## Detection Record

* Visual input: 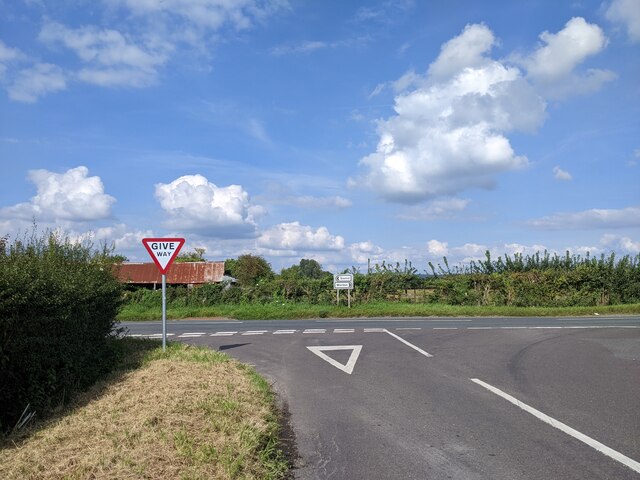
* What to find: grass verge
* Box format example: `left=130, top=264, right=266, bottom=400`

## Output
left=0, top=338, right=289, bottom=479
left=117, top=301, right=640, bottom=321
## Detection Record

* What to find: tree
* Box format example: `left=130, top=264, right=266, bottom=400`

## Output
left=232, top=254, right=274, bottom=286
left=175, top=247, right=206, bottom=263
left=298, top=259, right=326, bottom=279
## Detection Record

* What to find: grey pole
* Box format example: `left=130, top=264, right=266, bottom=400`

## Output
left=162, top=273, right=167, bottom=351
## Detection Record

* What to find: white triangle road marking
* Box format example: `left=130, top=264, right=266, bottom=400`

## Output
left=306, top=345, right=362, bottom=375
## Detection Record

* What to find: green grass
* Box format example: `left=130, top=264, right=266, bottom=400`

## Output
left=117, top=301, right=640, bottom=321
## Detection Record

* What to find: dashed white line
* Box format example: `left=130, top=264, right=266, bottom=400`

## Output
left=304, top=329, right=327, bottom=334
left=396, top=327, right=421, bottom=330
left=468, top=327, right=492, bottom=330
left=273, top=330, right=297, bottom=335
left=210, top=331, right=237, bottom=336
left=364, top=328, right=385, bottom=333
left=434, top=327, right=458, bottom=330
left=334, top=328, right=355, bottom=333
left=471, top=378, right=640, bottom=474
left=242, top=330, right=268, bottom=336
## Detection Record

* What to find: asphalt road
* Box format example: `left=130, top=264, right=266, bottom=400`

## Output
left=122, top=316, right=640, bottom=479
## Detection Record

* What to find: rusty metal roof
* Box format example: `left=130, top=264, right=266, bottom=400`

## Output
left=113, top=261, right=225, bottom=285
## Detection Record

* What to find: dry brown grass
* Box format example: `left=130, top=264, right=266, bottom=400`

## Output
left=0, top=342, right=286, bottom=479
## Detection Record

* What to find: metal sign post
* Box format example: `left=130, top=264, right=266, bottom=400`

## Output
left=142, top=238, right=185, bottom=351
left=162, top=273, right=167, bottom=350
left=334, top=274, right=354, bottom=308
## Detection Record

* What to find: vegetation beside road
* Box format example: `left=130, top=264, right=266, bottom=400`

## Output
left=118, top=301, right=640, bottom=321
left=119, top=251, right=640, bottom=320
left=0, top=339, right=289, bottom=479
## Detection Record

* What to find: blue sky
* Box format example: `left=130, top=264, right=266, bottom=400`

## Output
left=1, top=0, right=639, bottom=272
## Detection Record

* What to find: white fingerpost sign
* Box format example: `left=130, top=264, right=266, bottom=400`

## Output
left=334, top=273, right=354, bottom=308
left=142, top=238, right=185, bottom=350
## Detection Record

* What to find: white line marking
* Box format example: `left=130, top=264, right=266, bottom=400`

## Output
left=242, top=330, right=268, bottom=335
left=471, top=378, right=640, bottom=474
left=179, top=334, right=205, bottom=337
left=364, top=328, right=385, bottom=332
left=128, top=334, right=143, bottom=337
left=396, top=327, right=421, bottom=330
left=334, top=328, right=355, bottom=333
left=384, top=329, right=433, bottom=358
left=273, top=330, right=297, bottom=334
left=307, top=345, right=362, bottom=374
left=468, top=327, right=492, bottom=330
left=303, top=329, right=326, bottom=334
left=433, top=327, right=458, bottom=330
left=210, top=331, right=237, bottom=336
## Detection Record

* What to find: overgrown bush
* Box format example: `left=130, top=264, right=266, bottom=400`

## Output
left=0, top=230, right=122, bottom=434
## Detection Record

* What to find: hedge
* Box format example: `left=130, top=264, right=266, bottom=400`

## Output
left=0, top=232, right=122, bottom=433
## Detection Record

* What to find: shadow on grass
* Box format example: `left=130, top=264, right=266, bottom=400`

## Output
left=1, top=337, right=161, bottom=448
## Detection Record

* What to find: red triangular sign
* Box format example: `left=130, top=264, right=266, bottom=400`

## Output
left=142, top=238, right=185, bottom=274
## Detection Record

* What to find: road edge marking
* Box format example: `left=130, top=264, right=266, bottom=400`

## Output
left=384, top=329, right=433, bottom=358
left=470, top=378, right=640, bottom=474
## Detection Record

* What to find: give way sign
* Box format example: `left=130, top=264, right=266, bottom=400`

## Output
left=142, top=238, right=185, bottom=274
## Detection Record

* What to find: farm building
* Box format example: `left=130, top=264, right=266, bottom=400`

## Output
left=113, top=261, right=228, bottom=288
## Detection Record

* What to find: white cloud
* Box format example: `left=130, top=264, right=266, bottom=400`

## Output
left=270, top=40, right=328, bottom=56
left=8, top=63, right=67, bottom=103
left=0, top=166, right=115, bottom=222
left=427, top=239, right=449, bottom=257
left=520, top=17, right=614, bottom=98
left=270, top=36, right=370, bottom=56
left=524, top=17, right=607, bottom=80
left=428, top=23, right=496, bottom=80
left=398, top=198, right=469, bottom=220
left=40, top=22, right=169, bottom=87
left=106, top=0, right=287, bottom=32
left=606, top=0, right=640, bottom=42
left=528, top=206, right=640, bottom=229
left=348, top=241, right=384, bottom=264
left=287, top=195, right=352, bottom=209
left=0, top=40, right=23, bottom=63
left=601, top=234, right=640, bottom=252
left=155, top=174, right=261, bottom=238
left=355, top=23, right=540, bottom=203
left=553, top=166, right=572, bottom=181
left=257, top=222, right=345, bottom=253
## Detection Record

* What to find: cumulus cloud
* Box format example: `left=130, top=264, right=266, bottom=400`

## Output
left=606, top=0, right=640, bottom=42
left=355, top=19, right=614, bottom=204
left=523, top=17, right=607, bottom=80
left=355, top=23, right=539, bottom=203
left=519, top=17, right=614, bottom=98
left=155, top=174, right=262, bottom=238
left=8, top=63, right=67, bottom=103
left=427, top=239, right=449, bottom=256
left=553, top=166, right=572, bottom=181
left=348, top=241, right=384, bottom=264
left=0, top=166, right=115, bottom=222
left=257, top=222, right=345, bottom=253
left=528, top=206, right=640, bottom=229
